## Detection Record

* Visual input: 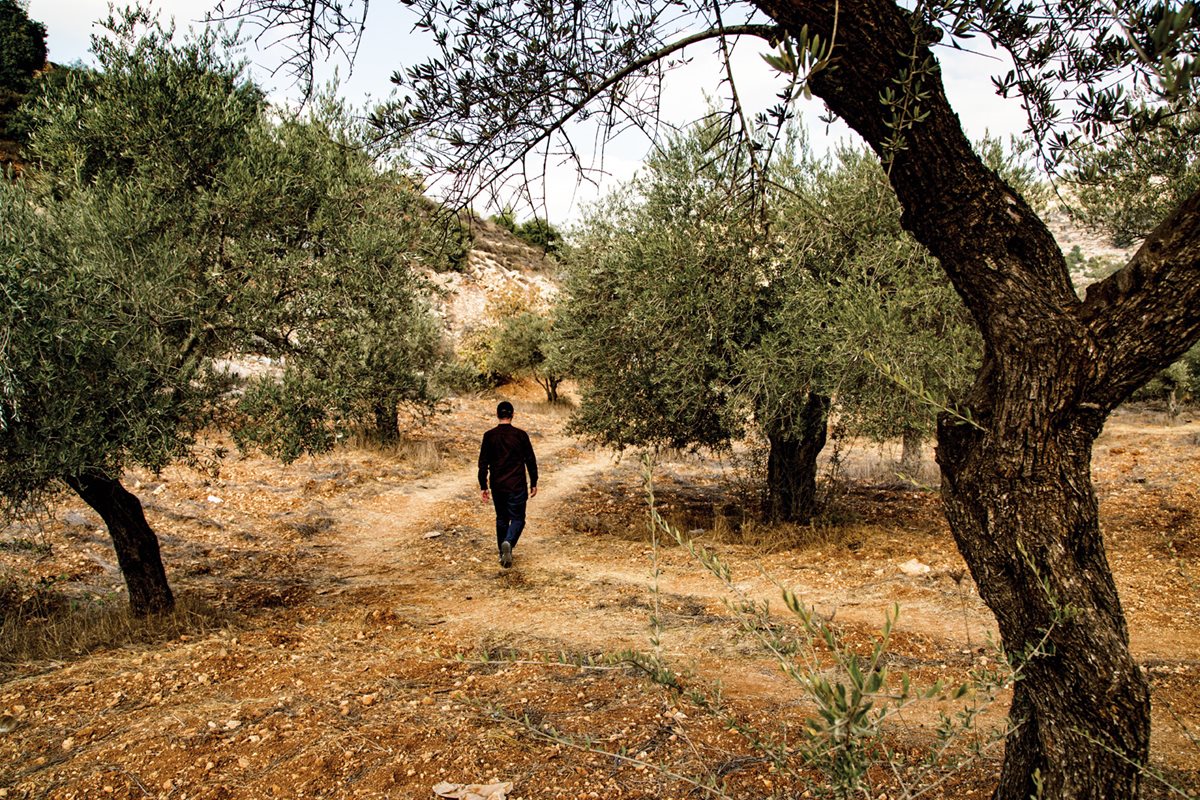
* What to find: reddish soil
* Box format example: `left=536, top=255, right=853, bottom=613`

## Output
left=1, top=390, right=1198, bottom=799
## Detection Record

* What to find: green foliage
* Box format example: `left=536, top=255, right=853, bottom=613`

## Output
left=0, top=11, right=260, bottom=510
left=24, top=12, right=262, bottom=193
left=559, top=123, right=979, bottom=458
left=491, top=207, right=518, bottom=233
left=1065, top=245, right=1122, bottom=282
left=225, top=96, right=449, bottom=449
left=1069, top=111, right=1200, bottom=247
left=1183, top=344, right=1200, bottom=399
left=233, top=371, right=334, bottom=463
left=514, top=216, right=563, bottom=255
left=763, top=145, right=979, bottom=446
left=491, top=207, right=564, bottom=255
left=558, top=124, right=759, bottom=451
left=0, top=9, right=446, bottom=515
left=1130, top=357, right=1192, bottom=404
left=488, top=313, right=544, bottom=380
left=450, top=284, right=564, bottom=400
left=976, top=132, right=1051, bottom=212
left=453, top=326, right=503, bottom=388
left=488, top=310, right=565, bottom=402
left=434, top=356, right=491, bottom=394
left=436, top=210, right=474, bottom=272
left=0, top=0, right=45, bottom=94
left=1064, top=109, right=1200, bottom=405
left=5, top=61, right=86, bottom=146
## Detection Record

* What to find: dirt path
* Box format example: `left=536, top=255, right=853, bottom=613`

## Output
left=336, top=433, right=617, bottom=583
left=324, top=400, right=1200, bottom=696
left=325, top=412, right=995, bottom=704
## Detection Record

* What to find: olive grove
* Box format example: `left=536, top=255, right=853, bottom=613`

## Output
left=98, top=0, right=1200, bottom=793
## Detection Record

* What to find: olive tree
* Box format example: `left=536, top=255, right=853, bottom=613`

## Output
left=236, top=0, right=1200, bottom=793
left=0, top=10, right=444, bottom=614
left=560, top=125, right=971, bottom=520
left=1070, top=110, right=1200, bottom=248
left=228, top=104, right=448, bottom=450
left=558, top=126, right=763, bottom=447
left=760, top=145, right=978, bottom=479
left=561, top=127, right=974, bottom=522
left=488, top=310, right=566, bottom=402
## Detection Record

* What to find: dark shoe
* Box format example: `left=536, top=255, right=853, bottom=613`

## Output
left=500, top=540, right=512, bottom=569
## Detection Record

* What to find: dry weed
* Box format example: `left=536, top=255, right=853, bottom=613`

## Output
left=523, top=398, right=577, bottom=418
left=705, top=515, right=851, bottom=553
left=349, top=436, right=444, bottom=473
left=0, top=580, right=226, bottom=669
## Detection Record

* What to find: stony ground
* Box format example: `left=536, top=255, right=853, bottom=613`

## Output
left=2, top=387, right=1198, bottom=799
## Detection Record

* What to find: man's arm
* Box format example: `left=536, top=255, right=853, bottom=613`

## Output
left=478, top=434, right=490, bottom=500
left=524, top=432, right=538, bottom=497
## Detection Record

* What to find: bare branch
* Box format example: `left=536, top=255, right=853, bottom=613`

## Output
left=390, top=22, right=783, bottom=206
left=211, top=0, right=370, bottom=98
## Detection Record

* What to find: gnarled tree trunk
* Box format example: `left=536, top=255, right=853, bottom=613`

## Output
left=938, top=384, right=1150, bottom=798
left=898, top=426, right=923, bottom=477
left=536, top=374, right=561, bottom=403
left=63, top=470, right=174, bottom=615
left=763, top=392, right=829, bottom=525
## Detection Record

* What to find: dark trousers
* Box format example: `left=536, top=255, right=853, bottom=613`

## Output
left=491, top=488, right=528, bottom=553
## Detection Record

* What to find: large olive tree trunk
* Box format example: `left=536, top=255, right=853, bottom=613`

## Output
left=938, top=387, right=1150, bottom=798
left=64, top=470, right=174, bottom=615
left=763, top=392, right=829, bottom=525
left=751, top=0, right=1200, bottom=794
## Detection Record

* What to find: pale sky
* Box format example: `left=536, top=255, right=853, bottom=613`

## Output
left=27, top=0, right=1030, bottom=224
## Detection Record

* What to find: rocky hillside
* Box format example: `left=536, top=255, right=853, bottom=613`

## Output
left=428, top=215, right=561, bottom=342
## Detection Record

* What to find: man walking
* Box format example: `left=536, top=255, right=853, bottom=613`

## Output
left=478, top=401, right=538, bottom=568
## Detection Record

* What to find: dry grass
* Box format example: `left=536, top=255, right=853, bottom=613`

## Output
left=0, top=580, right=227, bottom=670
left=517, top=397, right=577, bottom=420
left=346, top=434, right=445, bottom=473
left=708, top=515, right=853, bottom=553
left=391, top=438, right=444, bottom=473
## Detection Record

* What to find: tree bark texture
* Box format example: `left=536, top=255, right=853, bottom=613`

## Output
left=763, top=392, right=829, bottom=525
left=937, top=391, right=1150, bottom=799
left=373, top=397, right=401, bottom=445
left=899, top=427, right=923, bottom=477
left=63, top=470, right=175, bottom=615
left=747, top=0, right=1200, bottom=794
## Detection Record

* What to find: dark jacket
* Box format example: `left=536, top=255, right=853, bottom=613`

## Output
left=478, top=424, right=538, bottom=492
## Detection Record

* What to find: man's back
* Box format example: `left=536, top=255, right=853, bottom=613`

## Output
left=478, top=424, right=538, bottom=493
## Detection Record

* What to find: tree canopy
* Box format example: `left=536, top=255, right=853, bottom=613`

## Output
left=0, top=0, right=45, bottom=96
left=560, top=123, right=978, bottom=520
left=1069, top=109, right=1200, bottom=247
left=1, top=9, right=450, bottom=612
left=0, top=0, right=47, bottom=158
